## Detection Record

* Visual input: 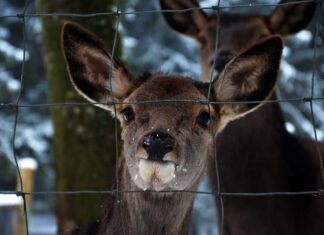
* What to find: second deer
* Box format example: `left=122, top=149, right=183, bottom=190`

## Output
left=160, top=0, right=324, bottom=234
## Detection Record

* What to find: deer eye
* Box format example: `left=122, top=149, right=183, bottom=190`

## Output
left=122, top=108, right=135, bottom=123
left=197, top=112, right=210, bottom=128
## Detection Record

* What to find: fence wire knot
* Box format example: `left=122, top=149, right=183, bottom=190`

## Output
left=303, top=97, right=312, bottom=103
left=16, top=13, right=25, bottom=19
left=211, top=5, right=219, bottom=11
left=114, top=10, right=122, bottom=17
left=16, top=191, right=24, bottom=197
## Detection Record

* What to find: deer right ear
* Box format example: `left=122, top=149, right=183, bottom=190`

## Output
left=160, top=0, right=208, bottom=38
left=270, top=0, right=317, bottom=36
left=62, top=22, right=133, bottom=111
left=213, top=36, right=283, bottom=132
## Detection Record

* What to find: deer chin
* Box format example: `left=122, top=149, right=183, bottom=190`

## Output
left=137, top=159, right=176, bottom=191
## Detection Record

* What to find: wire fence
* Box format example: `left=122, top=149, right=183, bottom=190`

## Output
left=0, top=0, right=323, bottom=234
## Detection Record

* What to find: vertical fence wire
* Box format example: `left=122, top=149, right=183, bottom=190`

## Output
left=0, top=1, right=323, bottom=235
left=11, top=0, right=32, bottom=234
left=309, top=2, right=324, bottom=188
left=108, top=1, right=127, bottom=234
left=206, top=1, right=225, bottom=234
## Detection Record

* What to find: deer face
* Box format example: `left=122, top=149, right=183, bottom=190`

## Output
left=160, top=0, right=316, bottom=81
left=62, top=22, right=283, bottom=191
left=120, top=76, right=215, bottom=191
left=198, top=14, right=273, bottom=81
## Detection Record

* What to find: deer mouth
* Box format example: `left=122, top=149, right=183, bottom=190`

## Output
left=138, top=159, right=176, bottom=186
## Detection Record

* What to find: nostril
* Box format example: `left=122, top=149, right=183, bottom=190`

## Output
left=163, top=142, right=174, bottom=153
left=143, top=132, right=175, bottom=161
left=143, top=138, right=151, bottom=149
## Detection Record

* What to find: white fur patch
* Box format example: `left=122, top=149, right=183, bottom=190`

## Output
left=138, top=159, right=176, bottom=185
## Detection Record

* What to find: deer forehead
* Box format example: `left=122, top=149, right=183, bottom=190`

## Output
left=126, top=75, right=207, bottom=101
left=121, top=76, right=212, bottom=123
left=201, top=15, right=272, bottom=50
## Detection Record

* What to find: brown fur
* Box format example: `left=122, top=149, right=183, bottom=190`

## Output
left=160, top=0, right=323, bottom=234
left=62, top=22, right=283, bottom=235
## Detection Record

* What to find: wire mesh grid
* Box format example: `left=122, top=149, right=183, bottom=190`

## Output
left=0, top=0, right=323, bottom=234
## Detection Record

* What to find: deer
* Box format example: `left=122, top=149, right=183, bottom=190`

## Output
left=62, top=22, right=284, bottom=235
left=160, top=0, right=324, bottom=234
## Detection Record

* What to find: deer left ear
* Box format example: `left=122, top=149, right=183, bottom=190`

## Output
left=62, top=22, right=134, bottom=111
left=270, top=0, right=317, bottom=36
left=212, top=36, right=283, bottom=132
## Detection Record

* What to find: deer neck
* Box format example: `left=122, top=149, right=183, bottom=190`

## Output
left=214, top=93, right=287, bottom=192
left=101, top=156, right=198, bottom=235
left=213, top=92, right=318, bottom=192
left=219, top=91, right=286, bottom=140
left=232, top=92, right=286, bottom=132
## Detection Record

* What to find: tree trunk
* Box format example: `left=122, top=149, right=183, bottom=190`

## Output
left=37, top=1, right=121, bottom=233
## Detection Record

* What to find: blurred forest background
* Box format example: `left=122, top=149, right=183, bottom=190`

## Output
left=0, top=0, right=323, bottom=234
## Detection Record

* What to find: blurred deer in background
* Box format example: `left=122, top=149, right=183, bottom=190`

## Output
left=160, top=0, right=324, bottom=234
left=160, top=0, right=316, bottom=81
left=62, top=22, right=283, bottom=235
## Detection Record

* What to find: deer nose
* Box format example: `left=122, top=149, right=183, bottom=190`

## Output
left=214, top=51, right=234, bottom=72
left=143, top=132, right=175, bottom=162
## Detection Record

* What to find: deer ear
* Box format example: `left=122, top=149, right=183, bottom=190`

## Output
left=270, top=0, right=317, bottom=36
left=160, top=0, right=208, bottom=38
left=62, top=22, right=133, bottom=111
left=213, top=36, right=283, bottom=132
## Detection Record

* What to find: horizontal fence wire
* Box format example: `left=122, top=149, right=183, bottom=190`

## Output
left=1, top=96, right=324, bottom=107
left=1, top=189, right=324, bottom=196
left=0, top=0, right=323, bottom=234
left=0, top=0, right=318, bottom=19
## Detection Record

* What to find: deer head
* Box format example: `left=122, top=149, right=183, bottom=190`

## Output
left=62, top=22, right=282, bottom=192
left=160, top=0, right=316, bottom=82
